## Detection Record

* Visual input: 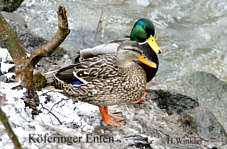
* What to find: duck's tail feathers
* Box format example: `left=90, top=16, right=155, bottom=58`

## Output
left=53, top=75, right=82, bottom=97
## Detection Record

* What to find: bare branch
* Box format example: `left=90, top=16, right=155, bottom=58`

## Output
left=0, top=12, right=27, bottom=66
left=29, top=6, right=70, bottom=66
left=0, top=106, right=22, bottom=149
left=0, top=6, right=70, bottom=115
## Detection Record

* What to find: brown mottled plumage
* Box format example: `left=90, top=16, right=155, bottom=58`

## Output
left=53, top=18, right=162, bottom=126
left=54, top=55, right=146, bottom=107
left=53, top=40, right=158, bottom=126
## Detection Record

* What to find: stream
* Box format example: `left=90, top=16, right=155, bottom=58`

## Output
left=15, top=0, right=227, bottom=82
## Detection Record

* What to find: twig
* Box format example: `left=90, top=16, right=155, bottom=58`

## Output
left=41, top=104, right=62, bottom=125
left=0, top=107, right=22, bottom=149
left=49, top=98, right=67, bottom=113
left=94, top=9, right=104, bottom=40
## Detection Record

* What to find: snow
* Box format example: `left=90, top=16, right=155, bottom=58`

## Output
left=0, top=63, right=14, bottom=74
left=0, top=80, right=98, bottom=148
left=1, top=48, right=14, bottom=74
left=0, top=48, right=100, bottom=149
left=0, top=48, right=13, bottom=62
left=0, top=77, right=100, bottom=149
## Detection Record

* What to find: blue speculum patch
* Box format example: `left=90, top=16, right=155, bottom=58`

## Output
left=71, top=81, right=82, bottom=85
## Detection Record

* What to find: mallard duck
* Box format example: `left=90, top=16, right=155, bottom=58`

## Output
left=53, top=18, right=161, bottom=126
left=79, top=18, right=161, bottom=59
left=78, top=18, right=161, bottom=101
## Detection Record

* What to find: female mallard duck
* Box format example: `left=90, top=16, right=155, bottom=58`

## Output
left=78, top=18, right=161, bottom=100
left=53, top=18, right=161, bottom=126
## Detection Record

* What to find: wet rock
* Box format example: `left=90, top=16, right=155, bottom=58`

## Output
left=68, top=88, right=226, bottom=149
left=124, top=135, right=154, bottom=149
left=179, top=107, right=227, bottom=144
left=146, top=89, right=199, bottom=115
left=78, top=72, right=223, bottom=148
left=152, top=71, right=227, bottom=132
left=182, top=71, right=227, bottom=101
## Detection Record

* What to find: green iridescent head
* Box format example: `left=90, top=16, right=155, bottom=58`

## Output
left=130, top=18, right=162, bottom=54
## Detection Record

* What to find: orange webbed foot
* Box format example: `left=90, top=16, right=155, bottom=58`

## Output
left=108, top=113, right=124, bottom=121
left=130, top=92, right=148, bottom=104
left=99, top=106, right=123, bottom=126
left=103, top=106, right=123, bottom=121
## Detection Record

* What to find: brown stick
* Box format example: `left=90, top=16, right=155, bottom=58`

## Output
left=0, top=106, right=22, bottom=149
left=0, top=6, right=70, bottom=110
left=29, top=6, right=70, bottom=67
left=0, top=12, right=31, bottom=87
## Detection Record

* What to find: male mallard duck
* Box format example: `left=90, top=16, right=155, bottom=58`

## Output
left=53, top=18, right=161, bottom=126
left=79, top=18, right=161, bottom=59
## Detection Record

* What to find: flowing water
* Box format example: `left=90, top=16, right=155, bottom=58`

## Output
left=16, top=0, right=227, bottom=82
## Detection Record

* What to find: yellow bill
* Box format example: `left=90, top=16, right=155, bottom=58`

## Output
left=147, top=35, right=162, bottom=54
left=138, top=54, right=157, bottom=68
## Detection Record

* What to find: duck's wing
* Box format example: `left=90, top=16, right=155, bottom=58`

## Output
left=80, top=43, right=119, bottom=59
left=79, top=38, right=130, bottom=60
left=56, top=55, right=120, bottom=84
left=53, top=55, right=124, bottom=107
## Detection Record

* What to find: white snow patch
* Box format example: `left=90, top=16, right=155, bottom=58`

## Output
left=0, top=62, right=14, bottom=73
left=0, top=48, right=13, bottom=62
left=0, top=72, right=100, bottom=149
left=0, top=48, right=15, bottom=74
